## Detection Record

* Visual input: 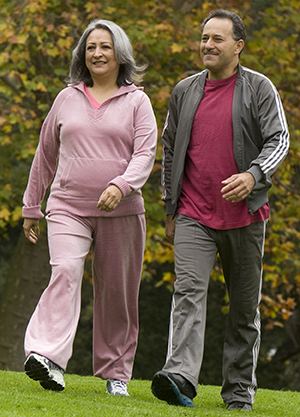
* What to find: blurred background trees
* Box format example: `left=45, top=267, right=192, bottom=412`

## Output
left=0, top=0, right=300, bottom=390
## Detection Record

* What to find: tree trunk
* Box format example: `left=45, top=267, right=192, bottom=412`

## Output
left=0, top=229, right=50, bottom=371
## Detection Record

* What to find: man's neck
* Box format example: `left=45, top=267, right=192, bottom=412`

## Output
left=207, top=63, right=239, bottom=80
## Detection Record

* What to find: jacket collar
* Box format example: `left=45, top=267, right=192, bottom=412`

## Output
left=198, top=63, right=243, bottom=87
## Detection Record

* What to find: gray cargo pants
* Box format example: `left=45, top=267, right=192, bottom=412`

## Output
left=163, top=214, right=266, bottom=405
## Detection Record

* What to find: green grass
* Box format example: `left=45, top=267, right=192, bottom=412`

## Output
left=0, top=370, right=299, bottom=416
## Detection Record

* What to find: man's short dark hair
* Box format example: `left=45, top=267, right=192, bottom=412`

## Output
left=201, top=9, right=246, bottom=42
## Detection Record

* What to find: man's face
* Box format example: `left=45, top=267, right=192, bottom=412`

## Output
left=200, top=18, right=243, bottom=79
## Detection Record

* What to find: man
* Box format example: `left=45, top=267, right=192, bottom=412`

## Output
left=151, top=9, right=289, bottom=411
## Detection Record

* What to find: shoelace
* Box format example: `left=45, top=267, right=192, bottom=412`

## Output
left=110, top=379, right=128, bottom=394
left=44, top=357, right=64, bottom=374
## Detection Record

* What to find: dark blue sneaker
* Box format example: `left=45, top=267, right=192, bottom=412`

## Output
left=151, top=370, right=195, bottom=408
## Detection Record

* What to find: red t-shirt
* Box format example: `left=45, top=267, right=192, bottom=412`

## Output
left=177, top=72, right=269, bottom=230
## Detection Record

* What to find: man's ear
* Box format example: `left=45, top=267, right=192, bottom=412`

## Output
left=236, top=39, right=244, bottom=55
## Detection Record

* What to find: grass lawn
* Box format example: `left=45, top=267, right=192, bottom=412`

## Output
left=0, top=370, right=299, bottom=416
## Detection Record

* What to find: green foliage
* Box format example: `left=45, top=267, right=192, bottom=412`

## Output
left=1, top=0, right=300, bottom=328
left=0, top=0, right=80, bottom=232
left=1, top=370, right=300, bottom=416
left=240, top=0, right=300, bottom=326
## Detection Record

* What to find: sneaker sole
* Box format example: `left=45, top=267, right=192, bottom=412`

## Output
left=40, top=379, right=65, bottom=392
left=24, top=355, right=50, bottom=381
left=106, top=390, right=130, bottom=396
left=24, top=355, right=65, bottom=392
left=151, top=372, right=194, bottom=408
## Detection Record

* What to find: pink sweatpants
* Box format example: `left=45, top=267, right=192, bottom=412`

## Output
left=24, top=211, right=146, bottom=383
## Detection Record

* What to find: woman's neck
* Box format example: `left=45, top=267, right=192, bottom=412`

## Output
left=87, top=80, right=120, bottom=104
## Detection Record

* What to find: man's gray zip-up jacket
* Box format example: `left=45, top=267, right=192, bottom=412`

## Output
left=161, top=64, right=289, bottom=217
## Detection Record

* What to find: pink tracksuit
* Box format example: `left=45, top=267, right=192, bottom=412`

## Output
left=22, top=82, right=157, bottom=382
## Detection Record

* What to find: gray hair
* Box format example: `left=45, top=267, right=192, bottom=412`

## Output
left=67, top=19, right=146, bottom=87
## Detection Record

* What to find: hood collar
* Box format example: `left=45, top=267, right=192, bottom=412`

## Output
left=69, top=81, right=143, bottom=97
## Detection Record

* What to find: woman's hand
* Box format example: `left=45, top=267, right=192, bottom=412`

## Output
left=97, top=185, right=122, bottom=212
left=23, top=218, right=40, bottom=244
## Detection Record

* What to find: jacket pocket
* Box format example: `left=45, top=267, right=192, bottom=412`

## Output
left=60, top=157, right=128, bottom=200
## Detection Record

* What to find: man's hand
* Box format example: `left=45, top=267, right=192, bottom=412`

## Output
left=221, top=172, right=255, bottom=202
left=97, top=185, right=122, bottom=212
left=23, top=218, right=40, bottom=244
left=165, top=214, right=177, bottom=245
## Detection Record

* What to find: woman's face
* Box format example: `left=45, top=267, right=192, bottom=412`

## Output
left=85, top=28, right=120, bottom=84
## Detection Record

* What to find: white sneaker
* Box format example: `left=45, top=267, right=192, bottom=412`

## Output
left=24, top=353, right=65, bottom=391
left=106, top=379, right=129, bottom=396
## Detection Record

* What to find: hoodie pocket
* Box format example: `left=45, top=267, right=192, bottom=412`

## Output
left=60, top=157, right=128, bottom=200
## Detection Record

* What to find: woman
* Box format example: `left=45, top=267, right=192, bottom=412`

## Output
left=22, top=19, right=157, bottom=396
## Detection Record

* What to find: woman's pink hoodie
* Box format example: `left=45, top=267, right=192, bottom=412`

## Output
left=22, top=82, right=157, bottom=218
